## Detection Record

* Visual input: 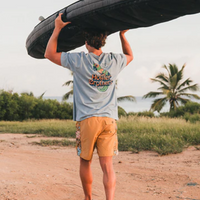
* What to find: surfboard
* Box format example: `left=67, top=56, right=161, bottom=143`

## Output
left=26, top=0, right=200, bottom=59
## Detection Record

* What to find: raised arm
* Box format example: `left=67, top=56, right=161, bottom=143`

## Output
left=44, top=13, right=71, bottom=65
left=119, top=30, right=133, bottom=66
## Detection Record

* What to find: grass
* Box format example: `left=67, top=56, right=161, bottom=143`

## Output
left=32, top=139, right=76, bottom=147
left=0, top=117, right=200, bottom=155
left=0, top=119, right=76, bottom=137
left=117, top=116, right=200, bottom=155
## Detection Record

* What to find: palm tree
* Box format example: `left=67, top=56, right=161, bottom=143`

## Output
left=62, top=71, right=73, bottom=101
left=117, top=95, right=136, bottom=102
left=143, top=63, right=200, bottom=112
left=115, top=79, right=136, bottom=103
left=38, top=91, right=46, bottom=99
left=62, top=80, right=73, bottom=101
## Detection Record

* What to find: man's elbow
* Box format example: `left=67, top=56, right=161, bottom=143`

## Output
left=44, top=51, right=62, bottom=66
left=130, top=54, right=134, bottom=62
left=126, top=54, right=134, bottom=66
left=44, top=51, right=50, bottom=59
left=44, top=51, right=55, bottom=62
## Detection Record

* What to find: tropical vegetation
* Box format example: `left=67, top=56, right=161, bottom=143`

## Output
left=143, top=64, right=200, bottom=112
left=0, top=90, right=73, bottom=121
left=62, top=71, right=74, bottom=101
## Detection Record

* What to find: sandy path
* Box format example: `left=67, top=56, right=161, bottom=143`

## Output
left=0, top=133, right=200, bottom=200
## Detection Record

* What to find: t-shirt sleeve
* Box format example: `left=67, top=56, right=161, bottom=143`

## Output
left=112, top=53, right=127, bottom=74
left=61, top=52, right=83, bottom=72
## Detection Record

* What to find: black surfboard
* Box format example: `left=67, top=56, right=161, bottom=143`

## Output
left=26, top=0, right=200, bottom=59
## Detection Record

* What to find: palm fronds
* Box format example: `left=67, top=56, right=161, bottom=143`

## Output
left=176, top=78, right=193, bottom=90
left=143, top=92, right=163, bottom=99
left=151, top=78, right=169, bottom=89
left=117, top=95, right=136, bottom=102
left=150, top=97, right=167, bottom=112
left=62, top=80, right=73, bottom=87
left=62, top=90, right=73, bottom=101
left=38, top=91, right=46, bottom=99
left=144, top=63, right=200, bottom=112
left=177, top=93, right=200, bottom=100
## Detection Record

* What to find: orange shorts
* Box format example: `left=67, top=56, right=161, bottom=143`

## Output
left=75, top=117, right=118, bottom=161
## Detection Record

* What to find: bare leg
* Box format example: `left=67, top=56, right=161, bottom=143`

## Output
left=80, top=158, right=93, bottom=200
left=99, top=156, right=116, bottom=200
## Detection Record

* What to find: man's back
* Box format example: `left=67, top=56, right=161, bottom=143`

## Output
left=61, top=52, right=127, bottom=121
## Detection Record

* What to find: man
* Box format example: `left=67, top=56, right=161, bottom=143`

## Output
left=45, top=13, right=133, bottom=200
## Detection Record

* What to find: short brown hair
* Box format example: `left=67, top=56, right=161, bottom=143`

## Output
left=84, top=29, right=108, bottom=50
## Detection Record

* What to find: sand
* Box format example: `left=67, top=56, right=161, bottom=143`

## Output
left=0, top=133, right=200, bottom=200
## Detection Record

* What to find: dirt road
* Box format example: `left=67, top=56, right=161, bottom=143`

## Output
left=0, top=134, right=199, bottom=200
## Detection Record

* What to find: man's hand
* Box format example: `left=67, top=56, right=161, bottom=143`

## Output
left=55, top=13, right=71, bottom=30
left=119, top=30, right=129, bottom=35
left=44, top=13, right=71, bottom=65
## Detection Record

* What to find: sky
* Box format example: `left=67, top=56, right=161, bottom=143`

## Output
left=1, top=0, right=200, bottom=99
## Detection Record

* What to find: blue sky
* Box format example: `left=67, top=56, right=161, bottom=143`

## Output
left=1, top=0, right=200, bottom=98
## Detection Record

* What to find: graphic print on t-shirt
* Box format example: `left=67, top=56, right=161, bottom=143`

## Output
left=89, top=63, right=113, bottom=92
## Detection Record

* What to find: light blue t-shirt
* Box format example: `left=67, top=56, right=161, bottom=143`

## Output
left=61, top=52, right=127, bottom=121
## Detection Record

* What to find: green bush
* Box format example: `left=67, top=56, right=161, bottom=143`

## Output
left=19, top=94, right=37, bottom=120
left=188, top=114, right=200, bottom=123
left=127, top=112, right=137, bottom=116
left=183, top=112, right=190, bottom=122
left=160, top=109, right=184, bottom=118
left=0, top=91, right=20, bottom=121
left=128, top=111, right=154, bottom=118
left=183, top=101, right=200, bottom=114
left=160, top=101, right=200, bottom=122
left=0, top=90, right=73, bottom=121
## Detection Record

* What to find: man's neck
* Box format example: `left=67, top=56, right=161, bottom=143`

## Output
left=88, top=47, right=103, bottom=56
